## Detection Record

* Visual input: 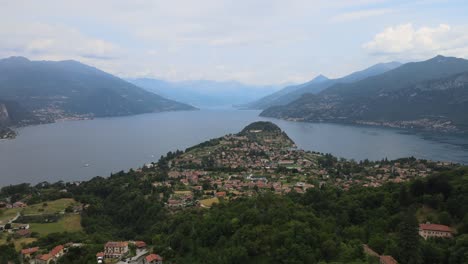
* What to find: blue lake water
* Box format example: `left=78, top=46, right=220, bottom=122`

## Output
left=1, top=109, right=468, bottom=186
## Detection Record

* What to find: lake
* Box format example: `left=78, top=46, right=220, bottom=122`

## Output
left=1, top=109, right=468, bottom=186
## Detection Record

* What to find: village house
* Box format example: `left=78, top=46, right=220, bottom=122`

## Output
left=145, top=253, right=163, bottom=264
left=380, top=255, right=398, bottom=264
left=34, top=244, right=65, bottom=264
left=13, top=201, right=27, bottom=208
left=418, top=223, right=453, bottom=239
left=50, top=245, right=65, bottom=259
left=216, top=191, right=227, bottom=198
left=135, top=241, right=147, bottom=249
left=20, top=247, right=39, bottom=259
left=36, top=253, right=53, bottom=264
left=14, top=229, right=31, bottom=238
left=104, top=241, right=129, bottom=259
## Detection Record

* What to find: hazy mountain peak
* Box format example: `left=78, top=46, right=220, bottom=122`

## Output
left=311, top=74, right=329, bottom=83
left=261, top=55, right=468, bottom=133
left=243, top=60, right=402, bottom=110
left=428, top=54, right=460, bottom=63
left=363, top=61, right=402, bottom=72
left=374, top=61, right=402, bottom=68
left=1, top=56, right=30, bottom=63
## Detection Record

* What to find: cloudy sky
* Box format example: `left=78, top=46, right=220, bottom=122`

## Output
left=1, top=0, right=468, bottom=85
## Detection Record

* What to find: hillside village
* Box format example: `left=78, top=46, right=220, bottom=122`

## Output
left=142, top=122, right=457, bottom=210
left=0, top=122, right=462, bottom=263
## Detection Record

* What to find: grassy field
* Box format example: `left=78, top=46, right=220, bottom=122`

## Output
left=23, top=198, right=77, bottom=215
left=0, top=208, right=21, bottom=225
left=29, top=214, right=82, bottom=236
left=199, top=197, right=219, bottom=208
left=13, top=237, right=37, bottom=250
left=0, top=234, right=37, bottom=250
left=0, top=199, right=82, bottom=249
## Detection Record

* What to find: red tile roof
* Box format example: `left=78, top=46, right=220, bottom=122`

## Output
left=37, top=254, right=52, bottom=261
left=380, top=255, right=398, bottom=264
left=21, top=247, right=39, bottom=255
left=419, top=223, right=452, bottom=233
left=96, top=252, right=105, bottom=257
left=216, top=191, right=226, bottom=197
left=50, top=245, right=64, bottom=256
left=105, top=241, right=128, bottom=248
left=145, top=254, right=163, bottom=262
left=135, top=241, right=147, bottom=248
left=16, top=229, right=31, bottom=236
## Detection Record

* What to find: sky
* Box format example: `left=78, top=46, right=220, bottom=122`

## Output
left=1, top=0, right=468, bottom=85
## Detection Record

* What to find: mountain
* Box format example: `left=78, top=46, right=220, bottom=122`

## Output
left=0, top=56, right=195, bottom=126
left=0, top=100, right=36, bottom=126
left=243, top=61, right=402, bottom=109
left=127, top=78, right=283, bottom=108
left=261, top=55, right=468, bottom=133
left=239, top=74, right=330, bottom=110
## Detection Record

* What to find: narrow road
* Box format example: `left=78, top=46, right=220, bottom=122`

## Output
left=8, top=212, right=20, bottom=223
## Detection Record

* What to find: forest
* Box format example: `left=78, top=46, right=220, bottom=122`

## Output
left=1, top=160, right=467, bottom=263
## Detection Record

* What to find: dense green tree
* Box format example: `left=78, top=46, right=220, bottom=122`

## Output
left=449, top=235, right=468, bottom=264
left=397, top=212, right=422, bottom=264
left=0, top=244, right=19, bottom=264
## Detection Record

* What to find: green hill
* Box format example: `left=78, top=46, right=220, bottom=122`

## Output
left=261, top=55, right=468, bottom=133
left=244, top=62, right=401, bottom=109
left=0, top=56, right=196, bottom=126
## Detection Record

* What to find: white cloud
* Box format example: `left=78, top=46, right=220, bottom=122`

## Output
left=2, top=1, right=463, bottom=85
left=0, top=22, right=122, bottom=62
left=363, top=23, right=468, bottom=60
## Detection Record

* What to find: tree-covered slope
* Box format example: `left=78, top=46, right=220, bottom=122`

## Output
left=261, top=56, right=468, bottom=133
left=2, top=162, right=468, bottom=264
left=0, top=56, right=195, bottom=125
left=1, top=122, right=468, bottom=263
left=244, top=62, right=401, bottom=110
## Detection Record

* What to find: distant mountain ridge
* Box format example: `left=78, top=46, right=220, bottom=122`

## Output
left=261, top=55, right=468, bottom=133
left=243, top=61, right=402, bottom=109
left=0, top=56, right=195, bottom=126
left=127, top=78, right=283, bottom=108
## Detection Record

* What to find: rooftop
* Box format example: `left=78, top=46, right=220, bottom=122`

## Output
left=419, top=223, right=452, bottom=233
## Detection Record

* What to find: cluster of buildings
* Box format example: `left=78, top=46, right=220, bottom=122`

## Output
left=95, top=240, right=163, bottom=264
left=20, top=244, right=64, bottom=264
left=335, top=161, right=449, bottom=190
left=3, top=126, right=459, bottom=264
left=0, top=200, right=27, bottom=209
left=0, top=201, right=31, bottom=237
left=143, top=132, right=455, bottom=209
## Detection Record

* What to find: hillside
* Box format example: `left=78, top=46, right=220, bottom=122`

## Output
left=261, top=55, right=468, bottom=133
left=1, top=121, right=467, bottom=263
left=244, top=61, right=401, bottom=109
left=128, top=78, right=282, bottom=108
left=0, top=57, right=195, bottom=126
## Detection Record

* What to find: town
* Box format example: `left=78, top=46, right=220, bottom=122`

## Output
left=142, top=122, right=457, bottom=210
left=0, top=122, right=462, bottom=263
